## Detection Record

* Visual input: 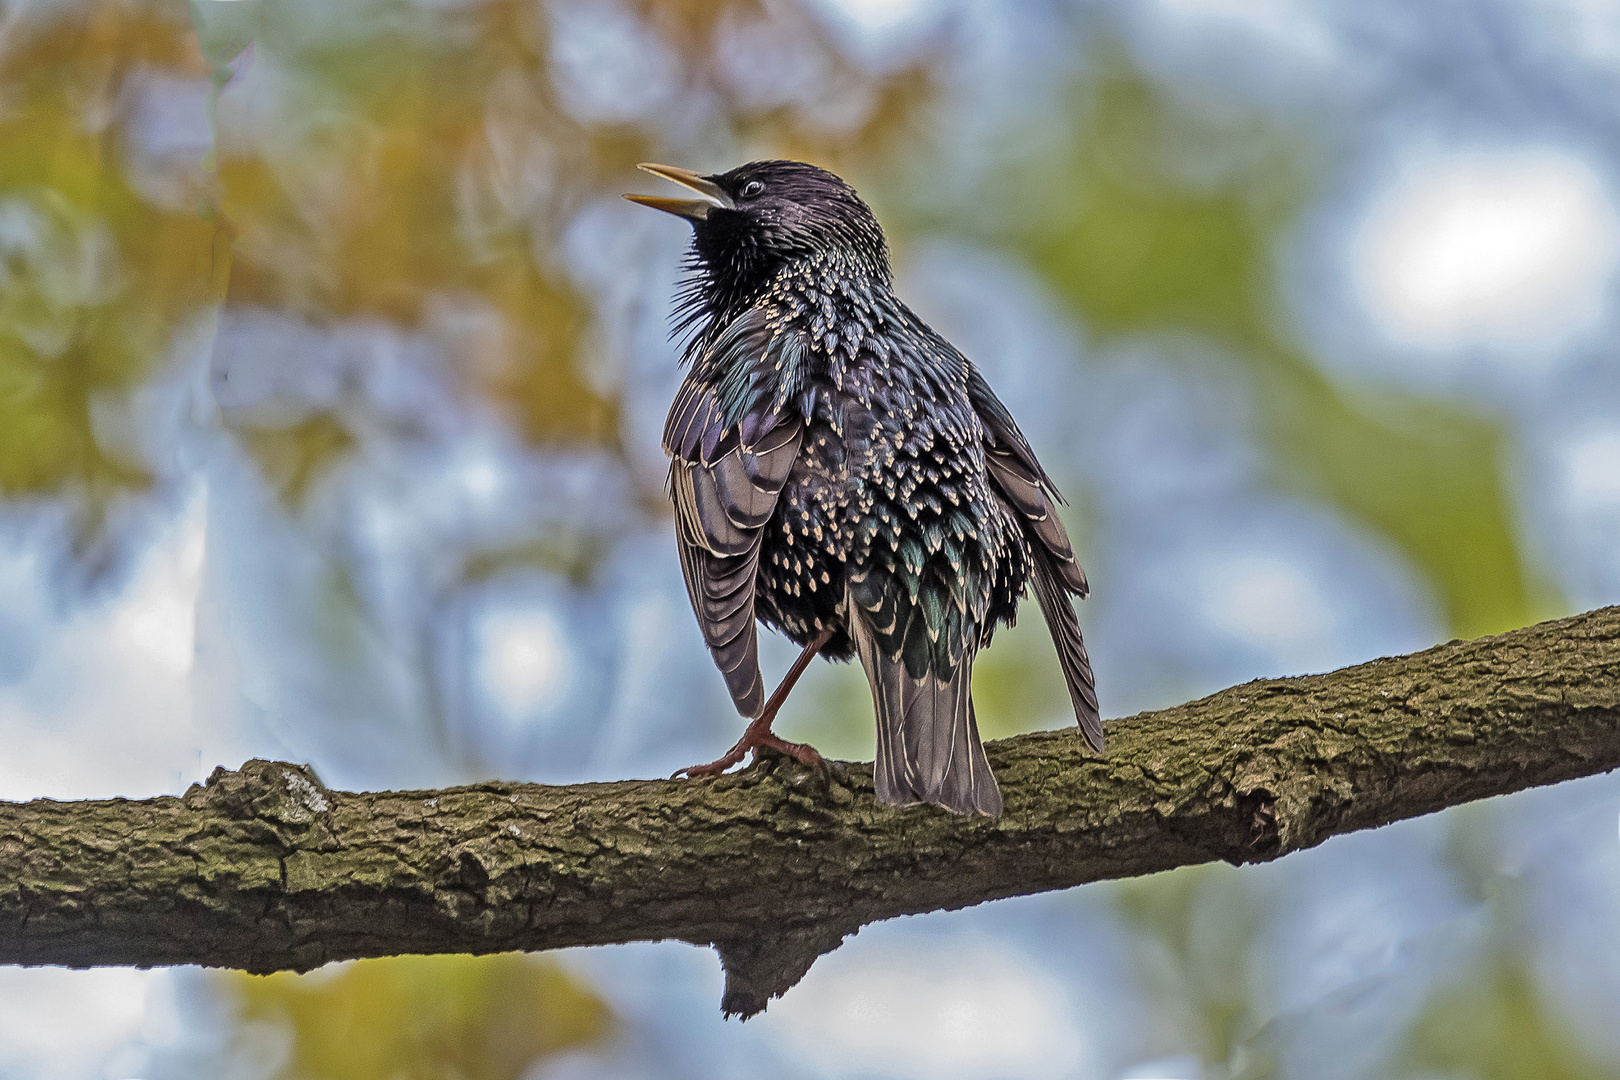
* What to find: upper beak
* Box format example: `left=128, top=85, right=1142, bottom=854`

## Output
left=623, top=163, right=734, bottom=221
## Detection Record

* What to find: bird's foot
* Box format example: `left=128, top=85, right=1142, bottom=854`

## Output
left=675, top=627, right=835, bottom=781
left=672, top=727, right=824, bottom=780
left=754, top=732, right=825, bottom=769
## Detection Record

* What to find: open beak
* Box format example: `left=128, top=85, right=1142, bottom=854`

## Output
left=623, top=163, right=734, bottom=221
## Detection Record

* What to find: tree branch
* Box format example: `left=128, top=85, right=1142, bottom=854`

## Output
left=3, top=608, right=1618, bottom=1015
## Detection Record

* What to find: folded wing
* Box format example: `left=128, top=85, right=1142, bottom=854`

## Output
left=970, top=372, right=1103, bottom=751
left=664, top=311, right=806, bottom=718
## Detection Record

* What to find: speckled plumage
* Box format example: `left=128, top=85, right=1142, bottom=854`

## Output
left=634, top=160, right=1100, bottom=816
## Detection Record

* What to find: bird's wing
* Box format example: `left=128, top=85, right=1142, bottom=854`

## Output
left=968, top=370, right=1103, bottom=751
left=664, top=311, right=806, bottom=718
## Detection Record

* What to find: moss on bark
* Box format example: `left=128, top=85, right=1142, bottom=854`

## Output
left=2, top=607, right=1617, bottom=1015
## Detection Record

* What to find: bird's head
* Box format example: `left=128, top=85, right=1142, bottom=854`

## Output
left=625, top=160, right=890, bottom=298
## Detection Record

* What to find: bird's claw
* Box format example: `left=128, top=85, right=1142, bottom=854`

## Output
left=672, top=731, right=823, bottom=781
left=753, top=733, right=824, bottom=769
left=670, top=737, right=749, bottom=780
left=670, top=757, right=740, bottom=781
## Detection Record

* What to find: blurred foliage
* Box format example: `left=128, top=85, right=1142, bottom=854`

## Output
left=461, top=531, right=610, bottom=589
left=194, top=0, right=940, bottom=526
left=220, top=953, right=611, bottom=1080
left=2, top=0, right=1604, bottom=1075
left=204, top=0, right=615, bottom=493
left=1400, top=958, right=1613, bottom=1080
left=239, top=412, right=356, bottom=505
left=971, top=614, right=1075, bottom=739
left=0, top=0, right=224, bottom=500
left=1008, top=69, right=1548, bottom=638
left=1113, top=864, right=1270, bottom=1075
left=5, top=0, right=1548, bottom=636
left=1385, top=804, right=1620, bottom=1080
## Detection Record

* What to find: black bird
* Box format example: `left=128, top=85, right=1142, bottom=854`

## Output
left=626, top=160, right=1100, bottom=816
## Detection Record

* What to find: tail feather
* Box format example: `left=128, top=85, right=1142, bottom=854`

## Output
left=1031, top=550, right=1103, bottom=752
left=850, top=604, right=1002, bottom=817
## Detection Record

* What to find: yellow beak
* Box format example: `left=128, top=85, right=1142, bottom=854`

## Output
left=623, top=163, right=734, bottom=221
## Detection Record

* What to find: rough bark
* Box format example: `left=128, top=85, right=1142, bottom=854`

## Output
left=2, top=607, right=1618, bottom=1016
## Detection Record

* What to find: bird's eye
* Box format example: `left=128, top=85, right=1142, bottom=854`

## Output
left=741, top=180, right=765, bottom=199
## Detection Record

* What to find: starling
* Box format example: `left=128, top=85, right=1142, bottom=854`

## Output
left=626, top=160, right=1100, bottom=816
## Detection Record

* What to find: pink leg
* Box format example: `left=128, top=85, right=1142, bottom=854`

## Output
left=673, top=628, right=836, bottom=779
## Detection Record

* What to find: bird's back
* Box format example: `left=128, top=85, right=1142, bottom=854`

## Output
left=731, top=260, right=1041, bottom=813
left=743, top=259, right=1021, bottom=644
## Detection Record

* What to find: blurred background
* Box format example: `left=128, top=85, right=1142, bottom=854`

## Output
left=2, top=0, right=1619, bottom=1075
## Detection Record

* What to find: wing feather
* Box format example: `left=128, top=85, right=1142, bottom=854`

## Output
left=664, top=313, right=808, bottom=720
left=1031, top=552, right=1103, bottom=751
left=984, top=450, right=1088, bottom=595
left=711, top=451, right=778, bottom=528
left=972, top=373, right=1100, bottom=747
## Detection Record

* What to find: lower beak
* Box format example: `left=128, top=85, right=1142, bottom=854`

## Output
left=624, top=163, right=734, bottom=221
